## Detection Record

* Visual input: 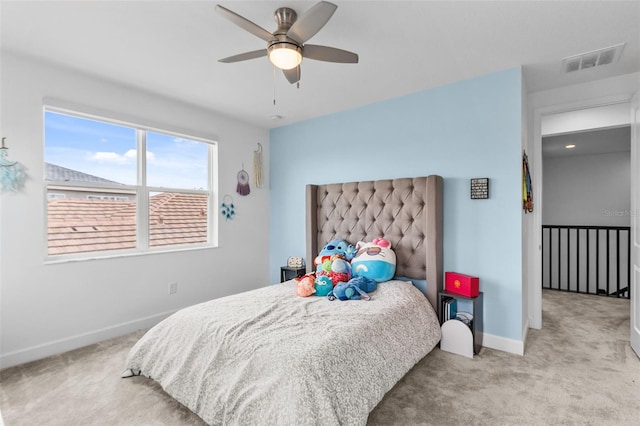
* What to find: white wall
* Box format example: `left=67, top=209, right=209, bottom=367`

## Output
left=0, top=52, right=270, bottom=367
left=529, top=73, right=640, bottom=110
left=543, top=151, right=631, bottom=227
left=542, top=102, right=630, bottom=135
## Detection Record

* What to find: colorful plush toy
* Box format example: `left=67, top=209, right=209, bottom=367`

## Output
left=314, top=238, right=356, bottom=268
left=327, top=276, right=377, bottom=301
left=317, top=253, right=351, bottom=287
left=314, top=275, right=335, bottom=297
left=351, top=238, right=396, bottom=282
left=295, top=273, right=316, bottom=297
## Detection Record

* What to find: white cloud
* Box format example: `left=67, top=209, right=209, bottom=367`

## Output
left=89, top=149, right=154, bottom=164
left=90, top=151, right=129, bottom=165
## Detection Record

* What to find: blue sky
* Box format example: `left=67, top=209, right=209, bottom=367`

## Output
left=45, top=111, right=208, bottom=189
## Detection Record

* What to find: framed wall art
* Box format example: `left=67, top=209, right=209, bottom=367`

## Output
left=470, top=178, right=489, bottom=199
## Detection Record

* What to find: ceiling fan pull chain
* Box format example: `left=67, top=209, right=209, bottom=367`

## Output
left=273, top=65, right=277, bottom=105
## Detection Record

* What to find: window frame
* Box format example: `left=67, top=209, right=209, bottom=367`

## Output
left=44, top=106, right=218, bottom=262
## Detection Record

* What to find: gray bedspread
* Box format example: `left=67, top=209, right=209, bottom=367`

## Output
left=124, top=280, right=441, bottom=425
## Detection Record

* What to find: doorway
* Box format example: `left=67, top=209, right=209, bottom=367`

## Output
left=529, top=96, right=634, bottom=332
left=540, top=125, right=631, bottom=298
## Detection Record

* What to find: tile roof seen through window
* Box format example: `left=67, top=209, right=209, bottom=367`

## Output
left=48, top=192, right=208, bottom=255
left=45, top=162, right=121, bottom=184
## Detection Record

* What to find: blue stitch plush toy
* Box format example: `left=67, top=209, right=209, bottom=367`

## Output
left=328, top=276, right=377, bottom=301
left=344, top=244, right=358, bottom=261
left=314, top=239, right=356, bottom=269
left=349, top=275, right=378, bottom=293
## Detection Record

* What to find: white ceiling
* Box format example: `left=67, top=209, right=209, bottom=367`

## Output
left=542, top=126, right=630, bottom=158
left=2, top=1, right=639, bottom=129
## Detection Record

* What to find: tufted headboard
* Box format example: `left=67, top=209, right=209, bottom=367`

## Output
left=306, top=175, right=443, bottom=309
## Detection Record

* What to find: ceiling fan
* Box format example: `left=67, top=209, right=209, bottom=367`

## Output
left=215, top=1, right=359, bottom=85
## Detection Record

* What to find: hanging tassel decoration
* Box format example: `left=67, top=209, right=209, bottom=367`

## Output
left=236, top=167, right=250, bottom=196
left=253, top=143, right=264, bottom=189
left=0, top=138, right=27, bottom=193
left=221, top=194, right=235, bottom=220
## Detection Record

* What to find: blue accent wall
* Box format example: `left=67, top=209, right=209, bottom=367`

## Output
left=269, top=68, right=523, bottom=340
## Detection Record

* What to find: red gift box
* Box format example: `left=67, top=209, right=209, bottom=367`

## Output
left=445, top=272, right=479, bottom=297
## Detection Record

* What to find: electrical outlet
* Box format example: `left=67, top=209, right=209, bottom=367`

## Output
left=169, top=282, right=178, bottom=295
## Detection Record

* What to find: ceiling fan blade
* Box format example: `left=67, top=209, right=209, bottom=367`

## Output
left=283, top=66, right=301, bottom=84
left=219, top=49, right=267, bottom=63
left=304, top=44, right=358, bottom=63
left=215, top=4, right=273, bottom=42
left=287, top=1, right=337, bottom=44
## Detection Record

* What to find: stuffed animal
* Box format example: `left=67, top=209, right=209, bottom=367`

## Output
left=314, top=275, right=335, bottom=297
left=344, top=244, right=358, bottom=261
left=327, top=276, right=377, bottom=301
left=317, top=254, right=351, bottom=286
left=351, top=238, right=396, bottom=282
left=295, top=273, right=316, bottom=297
left=314, top=239, right=356, bottom=268
left=348, top=275, right=378, bottom=293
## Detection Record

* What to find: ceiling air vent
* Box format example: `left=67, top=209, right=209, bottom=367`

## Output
left=562, top=43, right=625, bottom=73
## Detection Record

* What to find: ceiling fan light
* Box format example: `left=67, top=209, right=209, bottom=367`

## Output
left=268, top=43, right=302, bottom=70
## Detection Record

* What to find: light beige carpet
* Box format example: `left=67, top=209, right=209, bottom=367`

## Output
left=1, top=290, right=639, bottom=425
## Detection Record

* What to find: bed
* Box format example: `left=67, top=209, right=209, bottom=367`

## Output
left=123, top=175, right=444, bottom=425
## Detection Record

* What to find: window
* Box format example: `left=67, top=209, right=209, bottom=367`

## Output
left=44, top=109, right=216, bottom=258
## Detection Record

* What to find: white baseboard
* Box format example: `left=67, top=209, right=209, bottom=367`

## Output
left=481, top=332, right=525, bottom=356
left=0, top=310, right=175, bottom=369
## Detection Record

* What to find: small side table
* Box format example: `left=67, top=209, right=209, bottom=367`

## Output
left=438, top=291, right=483, bottom=355
left=280, top=266, right=306, bottom=282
